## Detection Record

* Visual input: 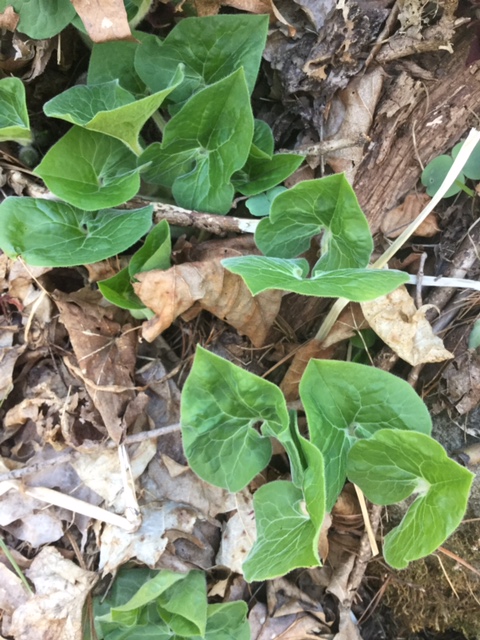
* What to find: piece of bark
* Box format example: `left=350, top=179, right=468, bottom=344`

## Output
left=354, top=31, right=480, bottom=234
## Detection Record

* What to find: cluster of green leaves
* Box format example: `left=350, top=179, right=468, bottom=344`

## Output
left=421, top=139, right=480, bottom=198
left=88, top=567, right=249, bottom=640
left=181, top=348, right=474, bottom=580
left=0, top=14, right=304, bottom=270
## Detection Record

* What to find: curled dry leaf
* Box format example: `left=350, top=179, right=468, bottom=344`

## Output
left=443, top=350, right=480, bottom=415
left=0, top=6, right=19, bottom=31
left=325, top=68, right=384, bottom=183
left=134, top=259, right=282, bottom=347
left=71, top=0, right=134, bottom=43
left=55, top=289, right=138, bottom=443
left=361, top=286, right=453, bottom=366
left=281, top=303, right=367, bottom=400
left=6, top=546, right=97, bottom=640
left=381, top=193, right=439, bottom=239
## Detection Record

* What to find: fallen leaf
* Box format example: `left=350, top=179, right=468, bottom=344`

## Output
left=55, top=289, right=138, bottom=443
left=443, top=350, right=480, bottom=414
left=0, top=6, right=19, bottom=31
left=0, top=563, right=30, bottom=637
left=381, top=193, right=439, bottom=238
left=6, top=546, right=97, bottom=640
left=361, top=286, right=453, bottom=366
left=281, top=304, right=367, bottom=400
left=72, top=0, right=135, bottom=43
left=325, top=68, right=384, bottom=183
left=134, top=259, right=282, bottom=347
left=216, top=490, right=256, bottom=573
left=0, top=329, right=25, bottom=404
left=99, top=502, right=198, bottom=575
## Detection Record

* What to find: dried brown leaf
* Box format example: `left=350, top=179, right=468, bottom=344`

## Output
left=281, top=304, right=367, bottom=399
left=361, top=286, right=453, bottom=366
left=381, top=193, right=439, bottom=239
left=55, top=289, right=138, bottom=443
left=0, top=6, right=19, bottom=31
left=325, top=68, right=384, bottom=183
left=7, top=547, right=97, bottom=640
left=134, top=259, right=282, bottom=347
left=443, top=350, right=480, bottom=414
left=72, top=0, right=134, bottom=43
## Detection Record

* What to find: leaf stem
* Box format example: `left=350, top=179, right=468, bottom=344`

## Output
left=0, top=537, right=33, bottom=595
left=151, top=110, right=166, bottom=136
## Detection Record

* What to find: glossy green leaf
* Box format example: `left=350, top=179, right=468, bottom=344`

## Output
left=141, top=69, right=254, bottom=214
left=88, top=36, right=150, bottom=97
left=0, top=0, right=75, bottom=38
left=421, top=155, right=464, bottom=198
left=100, top=570, right=186, bottom=627
left=246, top=187, right=288, bottom=217
left=347, top=430, right=474, bottom=569
left=255, top=175, right=373, bottom=267
left=300, top=360, right=432, bottom=511
left=0, top=77, right=31, bottom=144
left=98, top=268, right=147, bottom=311
left=251, top=119, right=274, bottom=158
left=181, top=346, right=289, bottom=492
left=452, top=140, right=480, bottom=180
left=34, top=127, right=142, bottom=210
left=198, top=602, right=250, bottom=640
left=233, top=153, right=303, bottom=196
left=222, top=256, right=409, bottom=301
left=0, top=197, right=152, bottom=267
left=242, top=476, right=323, bottom=581
left=468, top=318, right=480, bottom=350
left=156, top=571, right=207, bottom=636
left=135, top=15, right=268, bottom=111
left=44, top=69, right=183, bottom=154
left=99, top=220, right=170, bottom=313
left=243, top=412, right=325, bottom=581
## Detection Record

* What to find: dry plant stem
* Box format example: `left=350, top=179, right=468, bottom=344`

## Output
left=279, top=134, right=370, bottom=156
left=346, top=504, right=383, bottom=600
left=131, top=198, right=260, bottom=235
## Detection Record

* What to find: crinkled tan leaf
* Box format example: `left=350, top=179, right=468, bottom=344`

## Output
left=361, top=286, right=453, bottom=366
left=381, top=193, right=439, bottom=239
left=134, top=259, right=282, bottom=347
left=55, top=289, right=138, bottom=443
left=7, top=547, right=97, bottom=640
left=281, top=303, right=367, bottom=400
left=72, top=0, right=134, bottom=43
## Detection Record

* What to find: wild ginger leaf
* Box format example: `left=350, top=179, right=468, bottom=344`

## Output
left=242, top=475, right=323, bottom=582
left=43, top=69, right=183, bottom=154
left=0, top=197, right=152, bottom=267
left=202, top=602, right=250, bottom=640
left=222, top=256, right=409, bottom=301
left=181, top=346, right=288, bottom=492
left=255, top=175, right=373, bottom=267
left=141, top=69, right=254, bottom=214
left=300, top=360, right=432, bottom=511
left=0, top=77, right=31, bottom=144
left=135, top=14, right=268, bottom=111
left=233, top=153, right=304, bottom=196
left=347, top=430, right=474, bottom=569
left=34, top=127, right=143, bottom=210
left=88, top=36, right=153, bottom=96
left=156, top=571, right=207, bottom=637
left=0, top=0, right=75, bottom=38
left=99, top=220, right=171, bottom=312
